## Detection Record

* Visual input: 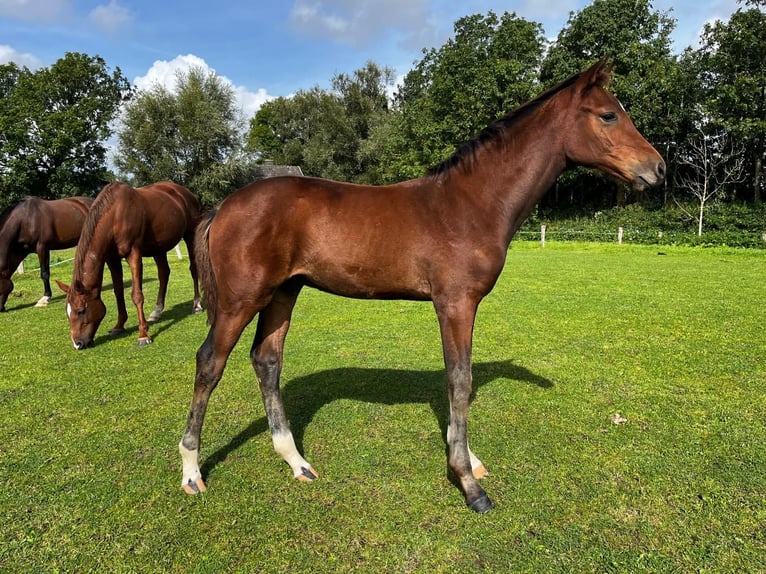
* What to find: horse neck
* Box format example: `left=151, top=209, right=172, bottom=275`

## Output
left=75, top=214, right=114, bottom=292
left=441, top=107, right=568, bottom=246
left=0, top=212, right=22, bottom=273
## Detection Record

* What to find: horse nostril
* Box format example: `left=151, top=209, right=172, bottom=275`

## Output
left=657, top=160, right=666, bottom=180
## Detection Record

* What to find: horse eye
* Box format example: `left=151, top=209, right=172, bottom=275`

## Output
left=600, top=112, right=618, bottom=123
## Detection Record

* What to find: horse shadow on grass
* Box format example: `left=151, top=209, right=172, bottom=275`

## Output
left=200, top=360, right=553, bottom=480
left=92, top=292, right=201, bottom=347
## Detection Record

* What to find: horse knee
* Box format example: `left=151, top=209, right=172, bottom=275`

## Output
left=253, top=350, right=280, bottom=383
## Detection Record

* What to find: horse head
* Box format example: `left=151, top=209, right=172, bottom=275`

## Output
left=56, top=279, right=106, bottom=350
left=562, top=58, right=665, bottom=191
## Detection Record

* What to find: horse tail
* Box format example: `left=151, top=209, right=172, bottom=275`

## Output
left=195, top=208, right=218, bottom=325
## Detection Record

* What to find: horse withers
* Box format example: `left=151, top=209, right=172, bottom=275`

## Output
left=0, top=196, right=93, bottom=312
left=57, top=181, right=203, bottom=348
left=179, top=59, right=665, bottom=512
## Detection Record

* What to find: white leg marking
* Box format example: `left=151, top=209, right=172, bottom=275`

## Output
left=179, top=442, right=206, bottom=493
left=273, top=431, right=317, bottom=481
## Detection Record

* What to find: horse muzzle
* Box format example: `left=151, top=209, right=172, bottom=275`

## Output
left=72, top=337, right=95, bottom=350
left=632, top=158, right=666, bottom=191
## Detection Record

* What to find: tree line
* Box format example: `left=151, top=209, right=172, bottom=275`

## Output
left=1, top=0, right=764, bottom=233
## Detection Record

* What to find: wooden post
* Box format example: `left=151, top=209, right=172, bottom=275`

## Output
left=617, top=227, right=623, bottom=244
left=541, top=224, right=546, bottom=247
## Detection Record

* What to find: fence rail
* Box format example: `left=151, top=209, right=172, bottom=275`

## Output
left=516, top=225, right=766, bottom=248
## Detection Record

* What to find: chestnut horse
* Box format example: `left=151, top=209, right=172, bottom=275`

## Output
left=179, top=60, right=665, bottom=512
left=58, top=181, right=202, bottom=348
left=0, top=196, right=93, bottom=312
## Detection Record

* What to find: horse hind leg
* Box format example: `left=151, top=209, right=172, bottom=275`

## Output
left=148, top=253, right=170, bottom=322
left=251, top=285, right=317, bottom=482
left=180, top=309, right=255, bottom=494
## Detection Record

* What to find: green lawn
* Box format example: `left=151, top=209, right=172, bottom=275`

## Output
left=0, top=242, right=764, bottom=572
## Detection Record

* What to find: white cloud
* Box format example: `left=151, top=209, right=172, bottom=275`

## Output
left=88, top=0, right=133, bottom=35
left=289, top=0, right=432, bottom=47
left=0, top=44, right=41, bottom=68
left=0, top=0, right=70, bottom=23
left=133, top=54, right=274, bottom=119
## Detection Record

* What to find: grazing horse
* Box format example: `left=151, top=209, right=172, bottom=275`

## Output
left=57, top=181, right=203, bottom=348
left=0, top=196, right=93, bottom=312
left=179, top=59, right=665, bottom=512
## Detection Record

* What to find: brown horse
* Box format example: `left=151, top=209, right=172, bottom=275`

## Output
left=0, top=196, right=93, bottom=312
left=179, top=59, right=665, bottom=512
left=57, top=181, right=202, bottom=348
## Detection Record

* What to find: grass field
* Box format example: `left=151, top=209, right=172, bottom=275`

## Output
left=0, top=242, right=764, bottom=572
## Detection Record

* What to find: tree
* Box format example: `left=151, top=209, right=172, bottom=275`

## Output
left=674, top=127, right=746, bottom=235
left=385, top=11, right=546, bottom=180
left=115, top=66, right=243, bottom=190
left=697, top=6, right=766, bottom=203
left=0, top=53, right=131, bottom=207
left=247, top=62, right=395, bottom=184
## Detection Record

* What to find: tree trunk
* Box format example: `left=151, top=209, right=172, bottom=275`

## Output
left=754, top=145, right=763, bottom=204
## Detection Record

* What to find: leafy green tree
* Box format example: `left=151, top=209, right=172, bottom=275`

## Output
left=0, top=53, right=131, bottom=207
left=247, top=62, right=394, bottom=184
left=697, top=6, right=766, bottom=203
left=115, top=66, right=242, bottom=190
left=385, top=11, right=546, bottom=180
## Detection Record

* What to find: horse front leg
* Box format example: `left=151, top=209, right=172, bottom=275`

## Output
left=148, top=253, right=169, bottom=322
left=435, top=295, right=493, bottom=513
left=180, top=311, right=255, bottom=494
left=125, top=250, right=151, bottom=345
left=106, top=256, right=128, bottom=336
left=35, top=247, right=52, bottom=307
left=251, top=286, right=317, bottom=481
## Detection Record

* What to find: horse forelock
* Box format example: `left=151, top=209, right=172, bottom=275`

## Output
left=428, top=72, right=582, bottom=178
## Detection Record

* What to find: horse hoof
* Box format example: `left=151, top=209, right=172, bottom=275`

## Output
left=192, top=304, right=203, bottom=314
left=182, top=477, right=207, bottom=495
left=137, top=337, right=153, bottom=346
left=467, top=493, right=494, bottom=514
left=297, top=466, right=318, bottom=482
left=35, top=296, right=50, bottom=308
left=472, top=464, right=488, bottom=479
left=148, top=313, right=161, bottom=322
left=109, top=328, right=125, bottom=337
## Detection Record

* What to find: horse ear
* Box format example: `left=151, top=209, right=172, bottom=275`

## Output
left=578, top=57, right=614, bottom=91
left=55, top=280, right=70, bottom=294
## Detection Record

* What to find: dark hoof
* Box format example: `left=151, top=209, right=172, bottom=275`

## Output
left=299, top=466, right=318, bottom=481
left=467, top=494, right=494, bottom=513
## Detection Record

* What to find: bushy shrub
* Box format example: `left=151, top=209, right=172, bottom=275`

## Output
left=518, top=202, right=766, bottom=248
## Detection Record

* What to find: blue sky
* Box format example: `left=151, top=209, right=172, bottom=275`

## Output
left=0, top=0, right=741, bottom=119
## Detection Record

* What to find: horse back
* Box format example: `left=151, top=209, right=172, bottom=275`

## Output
left=42, top=197, right=94, bottom=248
left=132, top=182, right=201, bottom=253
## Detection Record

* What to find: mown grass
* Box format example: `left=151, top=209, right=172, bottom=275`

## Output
left=0, top=242, right=764, bottom=572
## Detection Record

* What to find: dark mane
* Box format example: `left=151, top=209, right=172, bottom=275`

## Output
left=73, top=183, right=120, bottom=281
left=428, top=72, right=582, bottom=177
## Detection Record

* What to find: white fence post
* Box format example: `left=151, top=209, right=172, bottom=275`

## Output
left=540, top=224, right=546, bottom=247
left=617, top=227, right=623, bottom=244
